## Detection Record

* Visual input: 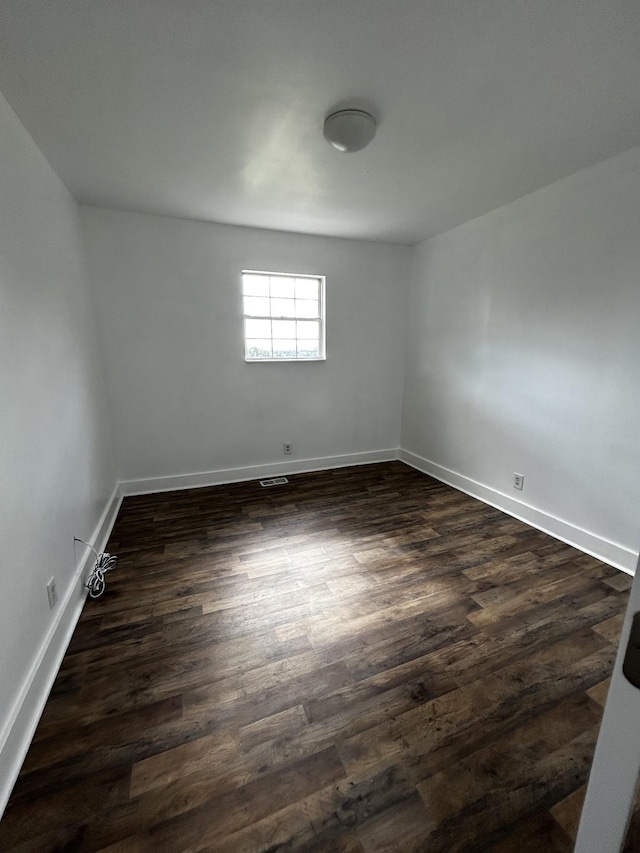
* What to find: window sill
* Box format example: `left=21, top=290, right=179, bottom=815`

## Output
left=245, top=357, right=326, bottom=363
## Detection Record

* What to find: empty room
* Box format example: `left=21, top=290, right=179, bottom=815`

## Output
left=2, top=1, right=640, bottom=851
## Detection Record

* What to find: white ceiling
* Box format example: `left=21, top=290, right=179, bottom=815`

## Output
left=1, top=0, right=639, bottom=245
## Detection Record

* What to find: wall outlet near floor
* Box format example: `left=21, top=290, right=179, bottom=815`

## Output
left=513, top=473, right=524, bottom=491
left=283, top=442, right=292, bottom=455
left=46, top=577, right=58, bottom=609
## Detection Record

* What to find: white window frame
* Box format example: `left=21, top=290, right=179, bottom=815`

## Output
left=242, top=269, right=326, bottom=363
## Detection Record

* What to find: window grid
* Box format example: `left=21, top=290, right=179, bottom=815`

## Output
left=242, top=271, right=325, bottom=361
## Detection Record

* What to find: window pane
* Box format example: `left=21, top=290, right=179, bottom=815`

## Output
left=295, top=278, right=318, bottom=300
left=297, top=320, right=319, bottom=340
left=243, top=274, right=269, bottom=297
left=243, top=271, right=324, bottom=361
left=272, top=340, right=297, bottom=359
left=295, top=299, right=318, bottom=318
left=271, top=297, right=296, bottom=318
left=270, top=276, right=295, bottom=298
left=297, top=341, right=320, bottom=358
left=246, top=339, right=273, bottom=359
left=244, top=296, right=270, bottom=316
left=245, top=318, right=271, bottom=338
left=272, top=319, right=296, bottom=338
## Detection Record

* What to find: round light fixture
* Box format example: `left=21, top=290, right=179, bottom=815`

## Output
left=323, top=109, right=377, bottom=153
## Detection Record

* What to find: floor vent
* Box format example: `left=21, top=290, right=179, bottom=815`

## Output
left=259, top=477, right=289, bottom=487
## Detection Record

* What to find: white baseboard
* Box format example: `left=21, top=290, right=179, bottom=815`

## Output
left=399, top=449, right=638, bottom=575
left=0, top=483, right=122, bottom=818
left=118, top=448, right=639, bottom=574
left=119, top=449, right=400, bottom=496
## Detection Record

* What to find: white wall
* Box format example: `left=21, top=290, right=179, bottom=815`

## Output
left=402, top=145, right=640, bottom=570
left=0, top=91, right=117, bottom=804
left=80, top=207, right=409, bottom=485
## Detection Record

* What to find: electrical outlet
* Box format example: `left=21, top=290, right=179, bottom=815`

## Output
left=46, top=577, right=58, bottom=609
left=283, top=442, right=292, bottom=455
left=513, top=473, right=524, bottom=491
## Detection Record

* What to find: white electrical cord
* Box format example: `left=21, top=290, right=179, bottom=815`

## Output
left=74, top=537, right=118, bottom=598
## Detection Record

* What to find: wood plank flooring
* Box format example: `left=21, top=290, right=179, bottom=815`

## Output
left=0, top=461, right=635, bottom=852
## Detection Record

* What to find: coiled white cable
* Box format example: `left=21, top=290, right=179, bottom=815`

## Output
left=74, top=537, right=118, bottom=598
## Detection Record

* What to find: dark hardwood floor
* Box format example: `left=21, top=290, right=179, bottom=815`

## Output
left=0, top=461, right=634, bottom=852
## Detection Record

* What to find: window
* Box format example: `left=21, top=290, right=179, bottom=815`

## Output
left=242, top=270, right=325, bottom=361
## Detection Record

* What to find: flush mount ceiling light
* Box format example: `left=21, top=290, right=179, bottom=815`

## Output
left=323, top=109, right=377, bottom=153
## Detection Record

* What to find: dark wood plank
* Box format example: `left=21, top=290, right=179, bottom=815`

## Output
left=0, top=461, right=633, bottom=852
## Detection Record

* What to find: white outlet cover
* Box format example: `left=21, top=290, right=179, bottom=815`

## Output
left=46, top=577, right=58, bottom=609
